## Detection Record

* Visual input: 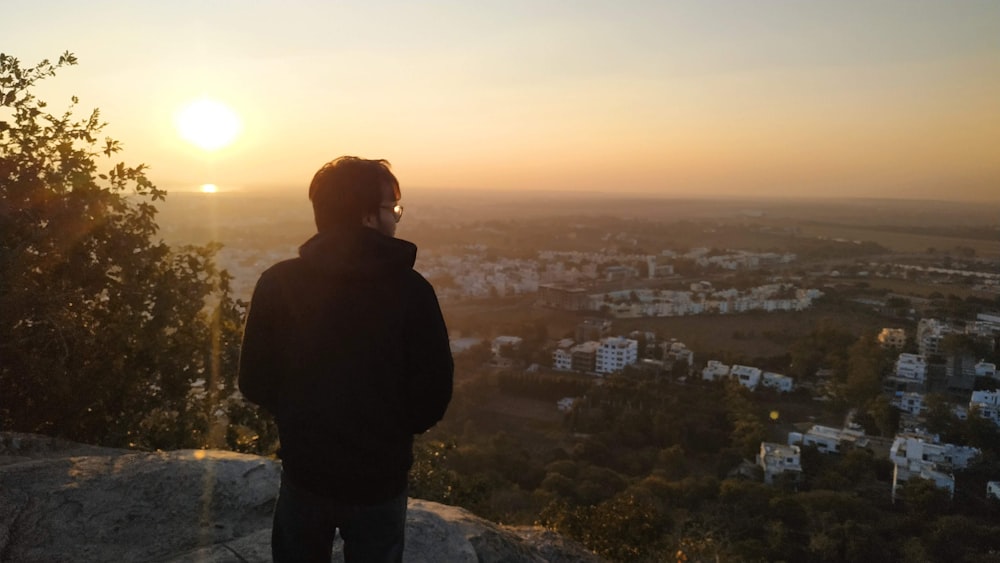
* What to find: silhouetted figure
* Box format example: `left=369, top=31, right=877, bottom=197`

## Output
left=239, top=156, right=453, bottom=562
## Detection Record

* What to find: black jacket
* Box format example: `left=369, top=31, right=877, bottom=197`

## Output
left=238, top=227, right=453, bottom=503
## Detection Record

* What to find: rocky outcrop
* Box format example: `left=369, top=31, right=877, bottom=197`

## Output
left=0, top=433, right=602, bottom=562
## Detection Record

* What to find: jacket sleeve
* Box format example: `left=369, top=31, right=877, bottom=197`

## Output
left=404, top=275, right=454, bottom=434
left=238, top=274, right=280, bottom=414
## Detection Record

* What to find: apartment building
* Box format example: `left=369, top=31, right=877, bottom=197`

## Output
left=890, top=433, right=980, bottom=501
left=595, top=336, right=638, bottom=374
left=758, top=442, right=803, bottom=485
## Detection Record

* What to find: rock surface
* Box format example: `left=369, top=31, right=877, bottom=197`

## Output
left=0, top=433, right=602, bottom=562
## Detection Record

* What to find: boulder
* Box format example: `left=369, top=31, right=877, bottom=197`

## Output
left=0, top=433, right=601, bottom=562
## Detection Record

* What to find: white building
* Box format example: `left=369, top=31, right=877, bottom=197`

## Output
left=890, top=433, right=980, bottom=500
left=893, top=434, right=980, bottom=468
left=450, top=337, right=483, bottom=354
left=917, top=318, right=954, bottom=356
left=646, top=256, right=674, bottom=279
left=757, top=442, right=803, bottom=485
left=594, top=283, right=822, bottom=318
left=595, top=336, right=638, bottom=374
left=492, top=336, right=523, bottom=357
left=894, top=460, right=958, bottom=501
left=970, top=390, right=1000, bottom=426
left=701, top=362, right=787, bottom=392
left=894, top=353, right=928, bottom=383
left=664, top=340, right=694, bottom=366
left=978, top=312, right=1000, bottom=327
left=988, top=481, right=1000, bottom=500
left=701, top=360, right=730, bottom=382
left=761, top=371, right=794, bottom=393
left=975, top=361, right=997, bottom=379
left=730, top=364, right=762, bottom=391
left=555, top=338, right=575, bottom=349
left=891, top=392, right=926, bottom=416
left=788, top=425, right=868, bottom=454
left=552, top=348, right=573, bottom=372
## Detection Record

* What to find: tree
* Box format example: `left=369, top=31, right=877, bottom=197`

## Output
left=843, top=334, right=885, bottom=406
left=941, top=333, right=993, bottom=362
left=959, top=408, right=1000, bottom=454
left=724, top=383, right=767, bottom=458
left=787, top=321, right=855, bottom=380
left=897, top=478, right=950, bottom=518
left=922, top=393, right=957, bottom=439
left=924, top=515, right=1000, bottom=562
left=585, top=490, right=672, bottom=561
left=858, top=395, right=900, bottom=437
left=0, top=52, right=251, bottom=450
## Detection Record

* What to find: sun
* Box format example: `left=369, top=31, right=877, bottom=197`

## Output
left=174, top=98, right=242, bottom=151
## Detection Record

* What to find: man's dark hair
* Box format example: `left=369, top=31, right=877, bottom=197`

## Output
left=309, top=156, right=401, bottom=232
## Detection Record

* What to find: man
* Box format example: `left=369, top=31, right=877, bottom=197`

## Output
left=238, top=156, right=453, bottom=562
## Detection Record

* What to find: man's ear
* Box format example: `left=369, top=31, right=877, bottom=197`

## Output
left=361, top=212, right=379, bottom=229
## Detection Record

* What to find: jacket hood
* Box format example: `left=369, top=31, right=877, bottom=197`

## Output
left=298, top=227, right=417, bottom=278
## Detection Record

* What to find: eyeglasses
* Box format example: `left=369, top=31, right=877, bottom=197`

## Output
left=381, top=203, right=404, bottom=223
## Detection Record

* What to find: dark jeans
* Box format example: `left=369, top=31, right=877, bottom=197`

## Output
left=272, top=473, right=407, bottom=563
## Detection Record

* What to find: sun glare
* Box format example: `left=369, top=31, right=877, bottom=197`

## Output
left=175, top=98, right=242, bottom=151
left=200, top=183, right=219, bottom=193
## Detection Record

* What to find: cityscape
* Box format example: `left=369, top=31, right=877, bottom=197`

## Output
left=159, top=190, right=1000, bottom=511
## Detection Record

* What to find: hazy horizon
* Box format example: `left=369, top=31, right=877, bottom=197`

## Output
left=153, top=184, right=1000, bottom=232
left=161, top=182, right=1000, bottom=206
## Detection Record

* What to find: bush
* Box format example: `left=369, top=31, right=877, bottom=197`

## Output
left=0, top=52, right=263, bottom=450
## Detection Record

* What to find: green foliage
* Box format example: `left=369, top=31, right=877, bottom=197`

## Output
left=843, top=333, right=887, bottom=406
left=496, top=371, right=590, bottom=402
left=586, top=490, right=673, bottom=561
left=897, top=477, right=952, bottom=518
left=924, top=515, right=1000, bottom=562
left=541, top=490, right=672, bottom=562
left=787, top=320, right=855, bottom=380
left=419, top=355, right=1000, bottom=561
left=0, top=52, right=270, bottom=451
left=923, top=393, right=958, bottom=438
left=960, top=409, right=1000, bottom=453
left=941, top=333, right=996, bottom=363
left=409, top=439, right=461, bottom=503
left=855, top=395, right=901, bottom=437
left=723, top=383, right=767, bottom=458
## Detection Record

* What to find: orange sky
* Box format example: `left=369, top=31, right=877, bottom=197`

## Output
left=4, top=1, right=999, bottom=200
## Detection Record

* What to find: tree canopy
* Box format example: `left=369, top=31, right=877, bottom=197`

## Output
left=0, top=52, right=264, bottom=451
